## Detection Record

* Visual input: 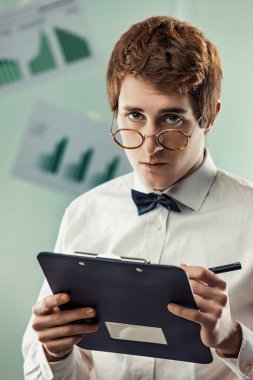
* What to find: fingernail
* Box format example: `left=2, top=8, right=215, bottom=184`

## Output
left=92, top=324, right=99, bottom=332
left=62, top=294, right=69, bottom=302
left=168, top=303, right=176, bottom=311
left=180, top=263, right=187, bottom=268
left=85, top=308, right=95, bottom=317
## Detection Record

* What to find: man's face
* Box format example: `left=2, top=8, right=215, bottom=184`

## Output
left=117, top=75, right=208, bottom=191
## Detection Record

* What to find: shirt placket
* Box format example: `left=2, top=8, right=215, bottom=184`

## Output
left=141, top=205, right=169, bottom=264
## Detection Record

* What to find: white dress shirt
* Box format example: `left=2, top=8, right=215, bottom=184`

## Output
left=22, top=150, right=253, bottom=380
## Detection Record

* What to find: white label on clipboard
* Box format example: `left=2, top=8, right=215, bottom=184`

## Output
left=105, top=322, right=168, bottom=345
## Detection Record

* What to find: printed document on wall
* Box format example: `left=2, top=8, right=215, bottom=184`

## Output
left=0, top=0, right=97, bottom=93
left=12, top=101, right=130, bottom=196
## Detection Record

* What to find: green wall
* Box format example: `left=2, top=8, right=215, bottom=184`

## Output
left=1, top=1, right=253, bottom=378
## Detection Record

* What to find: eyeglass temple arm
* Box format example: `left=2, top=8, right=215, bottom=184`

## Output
left=188, top=116, right=202, bottom=138
left=109, top=111, right=117, bottom=136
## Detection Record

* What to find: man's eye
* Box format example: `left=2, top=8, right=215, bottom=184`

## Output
left=164, top=114, right=182, bottom=125
left=127, top=112, right=143, bottom=120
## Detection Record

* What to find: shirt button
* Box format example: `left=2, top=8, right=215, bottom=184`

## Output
left=245, top=363, right=253, bottom=373
left=153, top=222, right=161, bottom=230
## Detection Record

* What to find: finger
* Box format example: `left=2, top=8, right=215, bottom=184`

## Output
left=33, top=293, right=70, bottom=316
left=37, top=322, right=99, bottom=342
left=32, top=307, right=96, bottom=330
left=190, top=279, right=228, bottom=305
left=168, top=303, right=202, bottom=324
left=194, top=295, right=224, bottom=318
left=167, top=303, right=214, bottom=326
left=180, top=264, right=227, bottom=289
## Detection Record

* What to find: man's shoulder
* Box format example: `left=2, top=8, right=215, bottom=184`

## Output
left=216, top=168, right=253, bottom=199
left=67, top=171, right=134, bottom=211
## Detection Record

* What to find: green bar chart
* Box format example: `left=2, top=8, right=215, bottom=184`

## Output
left=54, top=27, right=91, bottom=63
left=0, top=0, right=97, bottom=92
left=13, top=101, right=130, bottom=196
left=28, top=33, right=57, bottom=75
left=38, top=138, right=121, bottom=185
left=91, top=157, right=121, bottom=187
left=106, top=157, right=121, bottom=181
left=0, top=59, right=22, bottom=86
left=65, top=148, right=94, bottom=182
left=38, top=137, right=68, bottom=174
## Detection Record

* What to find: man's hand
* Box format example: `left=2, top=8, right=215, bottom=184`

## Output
left=32, top=293, right=99, bottom=362
left=167, top=264, right=242, bottom=357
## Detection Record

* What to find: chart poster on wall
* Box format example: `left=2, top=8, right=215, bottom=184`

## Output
left=0, top=0, right=97, bottom=94
left=12, top=101, right=131, bottom=195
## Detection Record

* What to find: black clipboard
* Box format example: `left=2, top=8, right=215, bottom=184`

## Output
left=37, top=251, right=213, bottom=364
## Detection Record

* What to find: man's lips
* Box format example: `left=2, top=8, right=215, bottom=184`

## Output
left=141, top=162, right=167, bottom=165
left=140, top=162, right=167, bottom=170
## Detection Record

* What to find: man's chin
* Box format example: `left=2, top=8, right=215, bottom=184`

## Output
left=137, top=171, right=174, bottom=191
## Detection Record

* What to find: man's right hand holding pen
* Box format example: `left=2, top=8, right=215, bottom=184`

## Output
left=168, top=262, right=242, bottom=358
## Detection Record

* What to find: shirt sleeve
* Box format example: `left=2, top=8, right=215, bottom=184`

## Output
left=216, top=322, right=253, bottom=379
left=22, top=209, right=94, bottom=380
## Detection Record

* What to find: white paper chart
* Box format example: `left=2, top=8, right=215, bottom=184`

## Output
left=12, top=101, right=131, bottom=195
left=0, top=0, right=97, bottom=93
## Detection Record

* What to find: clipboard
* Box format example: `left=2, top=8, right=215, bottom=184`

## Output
left=37, top=251, right=213, bottom=364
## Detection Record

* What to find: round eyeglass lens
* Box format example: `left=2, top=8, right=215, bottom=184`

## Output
left=114, top=129, right=143, bottom=148
left=158, top=130, right=188, bottom=150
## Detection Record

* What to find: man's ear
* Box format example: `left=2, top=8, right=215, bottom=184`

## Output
left=204, top=101, right=221, bottom=134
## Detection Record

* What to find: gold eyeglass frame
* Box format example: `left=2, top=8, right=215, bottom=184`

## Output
left=109, top=113, right=202, bottom=152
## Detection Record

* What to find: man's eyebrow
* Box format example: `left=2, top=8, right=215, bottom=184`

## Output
left=122, top=106, right=188, bottom=114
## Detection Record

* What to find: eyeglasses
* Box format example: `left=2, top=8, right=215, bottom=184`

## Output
left=109, top=114, right=202, bottom=152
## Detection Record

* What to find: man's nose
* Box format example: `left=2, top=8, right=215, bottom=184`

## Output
left=142, top=134, right=163, bottom=155
left=142, top=120, right=164, bottom=155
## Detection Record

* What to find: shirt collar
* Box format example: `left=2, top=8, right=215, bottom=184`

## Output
left=133, top=149, right=217, bottom=211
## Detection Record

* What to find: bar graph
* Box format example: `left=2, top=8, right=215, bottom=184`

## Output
left=13, top=102, right=130, bottom=196
left=90, top=157, right=121, bottom=187
left=0, top=59, right=22, bottom=86
left=28, top=33, right=57, bottom=75
left=54, top=27, right=91, bottom=64
left=0, top=0, right=98, bottom=93
left=37, top=136, right=120, bottom=186
left=38, top=137, right=68, bottom=174
left=65, top=148, right=94, bottom=182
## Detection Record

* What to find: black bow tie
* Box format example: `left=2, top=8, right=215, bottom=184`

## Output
left=131, top=189, right=181, bottom=215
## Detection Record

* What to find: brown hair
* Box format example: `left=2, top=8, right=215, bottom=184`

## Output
left=106, top=16, right=222, bottom=125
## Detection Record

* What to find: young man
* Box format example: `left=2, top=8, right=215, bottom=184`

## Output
left=23, top=16, right=253, bottom=380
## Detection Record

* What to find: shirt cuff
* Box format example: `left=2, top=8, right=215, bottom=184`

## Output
left=48, top=346, right=77, bottom=373
left=24, top=340, right=89, bottom=380
left=24, top=341, right=54, bottom=379
left=48, top=345, right=91, bottom=380
left=216, top=322, right=253, bottom=379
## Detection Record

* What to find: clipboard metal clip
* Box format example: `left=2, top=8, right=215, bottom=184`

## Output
left=74, top=251, right=150, bottom=264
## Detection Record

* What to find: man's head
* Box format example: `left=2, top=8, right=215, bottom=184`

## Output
left=106, top=16, right=222, bottom=190
left=107, top=16, right=222, bottom=127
